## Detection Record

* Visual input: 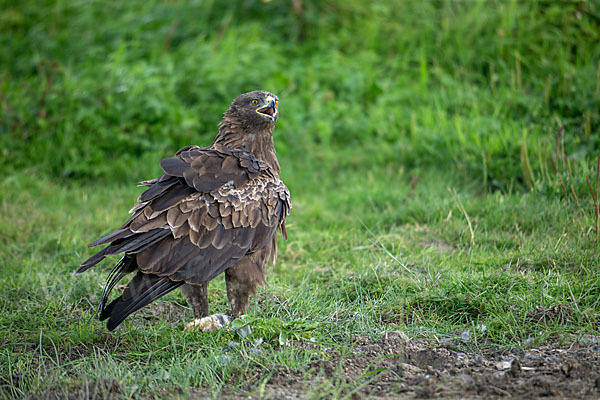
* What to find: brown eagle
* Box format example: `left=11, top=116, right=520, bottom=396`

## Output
left=76, top=90, right=291, bottom=331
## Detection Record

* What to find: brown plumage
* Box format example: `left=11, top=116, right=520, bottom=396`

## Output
left=76, top=90, right=291, bottom=331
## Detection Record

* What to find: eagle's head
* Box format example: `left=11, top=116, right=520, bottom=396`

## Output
left=225, top=90, right=279, bottom=130
left=216, top=90, right=282, bottom=171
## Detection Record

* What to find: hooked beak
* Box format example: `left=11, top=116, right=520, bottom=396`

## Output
left=256, top=96, right=278, bottom=121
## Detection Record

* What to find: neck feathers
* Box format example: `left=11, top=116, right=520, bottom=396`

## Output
left=214, top=116, right=281, bottom=175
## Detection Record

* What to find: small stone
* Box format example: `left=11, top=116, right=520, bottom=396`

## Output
left=545, top=355, right=561, bottom=363
left=459, top=373, right=474, bottom=386
left=493, top=370, right=507, bottom=379
left=495, top=361, right=511, bottom=370
left=580, top=336, right=599, bottom=345
left=524, top=352, right=540, bottom=361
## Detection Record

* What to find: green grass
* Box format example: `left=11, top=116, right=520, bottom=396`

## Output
left=1, top=0, right=600, bottom=398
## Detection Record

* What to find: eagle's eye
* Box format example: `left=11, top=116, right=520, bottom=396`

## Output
left=251, top=99, right=259, bottom=106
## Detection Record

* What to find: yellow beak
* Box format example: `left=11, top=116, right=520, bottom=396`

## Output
left=256, top=96, right=278, bottom=120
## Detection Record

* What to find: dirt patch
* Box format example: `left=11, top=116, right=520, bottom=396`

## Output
left=527, top=304, right=575, bottom=323
left=20, top=379, right=123, bottom=400
left=230, top=332, right=600, bottom=399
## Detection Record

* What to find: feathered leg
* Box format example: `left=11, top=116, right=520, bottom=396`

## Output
left=225, top=251, right=268, bottom=317
left=180, top=282, right=209, bottom=319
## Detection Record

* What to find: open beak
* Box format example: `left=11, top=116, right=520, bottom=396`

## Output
left=256, top=97, right=278, bottom=121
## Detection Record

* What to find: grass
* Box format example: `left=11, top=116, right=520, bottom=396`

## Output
left=1, top=0, right=600, bottom=398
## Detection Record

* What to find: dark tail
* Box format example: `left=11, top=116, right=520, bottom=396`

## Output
left=97, top=255, right=137, bottom=317
left=99, top=271, right=183, bottom=331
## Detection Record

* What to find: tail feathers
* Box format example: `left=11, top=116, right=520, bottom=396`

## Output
left=97, top=256, right=137, bottom=317
left=76, top=228, right=171, bottom=274
left=100, top=272, right=182, bottom=331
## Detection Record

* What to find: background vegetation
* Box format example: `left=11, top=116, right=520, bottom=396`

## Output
left=1, top=0, right=599, bottom=397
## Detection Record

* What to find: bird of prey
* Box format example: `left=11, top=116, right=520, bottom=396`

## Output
left=76, top=90, right=291, bottom=331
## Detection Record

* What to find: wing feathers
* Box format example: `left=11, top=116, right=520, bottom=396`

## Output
left=192, top=178, right=223, bottom=193
left=160, top=157, right=188, bottom=177
left=188, top=207, right=206, bottom=231
left=77, top=246, right=110, bottom=273
left=221, top=156, right=241, bottom=173
left=87, top=228, right=132, bottom=248
left=139, top=175, right=179, bottom=202
left=151, top=185, right=196, bottom=212
left=130, top=213, right=167, bottom=232
left=167, top=206, right=189, bottom=228
left=77, top=228, right=170, bottom=273
left=116, top=228, right=170, bottom=254
left=197, top=226, right=216, bottom=248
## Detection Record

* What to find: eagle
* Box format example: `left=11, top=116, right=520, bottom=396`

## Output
left=76, top=90, right=291, bottom=331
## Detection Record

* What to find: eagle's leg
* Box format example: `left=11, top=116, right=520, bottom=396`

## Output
left=180, top=282, right=209, bottom=319
left=183, top=282, right=224, bottom=331
left=225, top=251, right=267, bottom=317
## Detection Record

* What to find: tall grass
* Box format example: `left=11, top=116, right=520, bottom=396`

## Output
left=1, top=0, right=598, bottom=191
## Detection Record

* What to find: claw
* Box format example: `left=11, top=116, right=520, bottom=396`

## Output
left=184, top=313, right=233, bottom=331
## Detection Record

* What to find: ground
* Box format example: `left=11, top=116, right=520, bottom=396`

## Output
left=255, top=334, right=600, bottom=399
left=10, top=322, right=600, bottom=399
left=1, top=1, right=600, bottom=399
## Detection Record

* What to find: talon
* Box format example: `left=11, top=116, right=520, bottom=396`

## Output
left=184, top=313, right=233, bottom=331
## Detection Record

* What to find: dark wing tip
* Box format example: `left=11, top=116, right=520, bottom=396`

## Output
left=87, top=239, right=102, bottom=248
left=87, top=227, right=131, bottom=248
left=73, top=265, right=87, bottom=275
left=106, top=319, right=120, bottom=331
left=74, top=262, right=95, bottom=274
left=76, top=246, right=110, bottom=274
left=160, top=157, right=188, bottom=177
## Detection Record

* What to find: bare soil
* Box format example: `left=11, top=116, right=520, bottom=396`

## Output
left=12, top=313, right=600, bottom=399
left=232, top=331, right=600, bottom=399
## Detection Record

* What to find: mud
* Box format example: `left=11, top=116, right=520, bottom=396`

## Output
left=233, top=331, right=600, bottom=399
